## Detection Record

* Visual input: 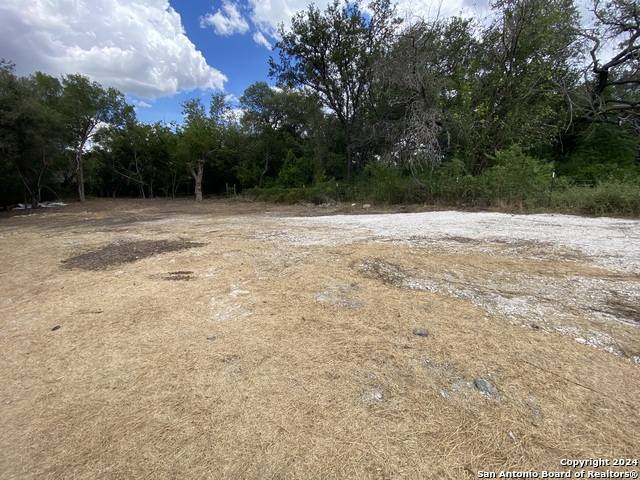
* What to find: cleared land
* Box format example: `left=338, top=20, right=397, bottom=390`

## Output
left=1, top=199, right=638, bottom=479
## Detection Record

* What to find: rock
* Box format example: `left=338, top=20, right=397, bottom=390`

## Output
left=361, top=387, right=384, bottom=403
left=475, top=378, right=498, bottom=395
left=207, top=336, right=217, bottom=341
left=412, top=327, right=429, bottom=337
left=363, top=204, right=371, bottom=209
left=51, top=325, right=61, bottom=331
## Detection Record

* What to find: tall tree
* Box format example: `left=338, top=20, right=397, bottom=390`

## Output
left=370, top=16, right=479, bottom=170
left=240, top=82, right=287, bottom=187
left=0, top=64, right=66, bottom=207
left=459, top=0, right=581, bottom=172
left=580, top=0, right=640, bottom=129
left=269, top=0, right=401, bottom=178
left=177, top=93, right=229, bottom=202
left=60, top=74, right=132, bottom=202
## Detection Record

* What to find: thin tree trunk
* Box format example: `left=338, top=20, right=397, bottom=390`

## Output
left=76, top=150, right=86, bottom=202
left=259, top=149, right=269, bottom=188
left=191, top=158, right=205, bottom=202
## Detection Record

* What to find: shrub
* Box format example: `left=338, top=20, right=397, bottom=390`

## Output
left=478, top=146, right=554, bottom=208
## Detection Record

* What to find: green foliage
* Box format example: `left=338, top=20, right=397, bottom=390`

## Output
left=0, top=0, right=638, bottom=218
left=479, top=146, right=554, bottom=207
left=557, top=123, right=640, bottom=184
left=176, top=93, right=231, bottom=201
left=354, top=162, right=413, bottom=203
left=269, top=0, right=401, bottom=175
left=247, top=182, right=336, bottom=205
left=551, top=179, right=640, bottom=216
left=60, top=74, right=133, bottom=202
left=0, top=65, right=67, bottom=207
left=430, top=159, right=478, bottom=204
left=278, top=149, right=314, bottom=188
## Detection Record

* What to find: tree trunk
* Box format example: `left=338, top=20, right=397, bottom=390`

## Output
left=191, top=158, right=205, bottom=202
left=259, top=150, right=269, bottom=188
left=76, top=151, right=86, bottom=203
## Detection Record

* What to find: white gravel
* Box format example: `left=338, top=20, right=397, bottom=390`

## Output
left=262, top=211, right=639, bottom=359
left=280, top=211, right=640, bottom=274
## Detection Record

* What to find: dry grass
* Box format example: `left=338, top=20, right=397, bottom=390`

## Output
left=0, top=198, right=638, bottom=479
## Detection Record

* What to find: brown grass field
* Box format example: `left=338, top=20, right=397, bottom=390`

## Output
left=1, top=198, right=638, bottom=479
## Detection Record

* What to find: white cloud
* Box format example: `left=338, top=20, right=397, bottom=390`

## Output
left=133, top=100, right=153, bottom=108
left=200, top=1, right=250, bottom=36
left=246, top=0, right=488, bottom=37
left=225, top=93, right=240, bottom=104
left=0, top=0, right=227, bottom=99
left=248, top=0, right=329, bottom=36
left=253, top=31, right=273, bottom=49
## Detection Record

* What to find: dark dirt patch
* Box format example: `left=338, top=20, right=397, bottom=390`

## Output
left=61, top=240, right=206, bottom=270
left=164, top=271, right=195, bottom=281
left=359, top=258, right=410, bottom=286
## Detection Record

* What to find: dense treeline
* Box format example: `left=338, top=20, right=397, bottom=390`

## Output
left=1, top=0, right=639, bottom=214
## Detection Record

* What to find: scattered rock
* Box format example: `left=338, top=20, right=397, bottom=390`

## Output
left=475, top=378, right=498, bottom=395
left=363, top=204, right=371, bottom=209
left=451, top=379, right=474, bottom=395
left=412, top=327, right=429, bottom=337
left=207, top=336, right=217, bottom=341
left=51, top=325, right=61, bottom=331
left=361, top=386, right=384, bottom=403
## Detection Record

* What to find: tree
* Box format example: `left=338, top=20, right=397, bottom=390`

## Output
left=177, top=93, right=229, bottom=202
left=0, top=64, right=66, bottom=207
left=456, top=0, right=581, bottom=173
left=97, top=119, right=154, bottom=198
left=369, top=16, right=479, bottom=171
left=580, top=0, right=640, bottom=129
left=60, top=74, right=133, bottom=202
left=269, top=0, right=401, bottom=178
left=239, top=82, right=287, bottom=187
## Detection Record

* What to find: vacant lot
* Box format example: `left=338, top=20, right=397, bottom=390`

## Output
left=1, top=199, right=638, bottom=479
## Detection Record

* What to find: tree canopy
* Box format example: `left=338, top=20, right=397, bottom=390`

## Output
left=0, top=0, right=638, bottom=214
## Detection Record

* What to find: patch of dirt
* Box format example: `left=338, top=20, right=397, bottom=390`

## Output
left=0, top=198, right=638, bottom=479
left=61, top=240, right=206, bottom=270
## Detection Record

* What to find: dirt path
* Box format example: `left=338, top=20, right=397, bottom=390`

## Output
left=1, top=199, right=638, bottom=479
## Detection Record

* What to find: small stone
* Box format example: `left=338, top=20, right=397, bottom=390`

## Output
left=475, top=378, right=498, bottom=395
left=361, top=387, right=384, bottom=403
left=363, top=204, right=371, bottom=209
left=51, top=325, right=61, bottom=331
left=412, top=327, right=429, bottom=337
left=207, top=336, right=217, bottom=341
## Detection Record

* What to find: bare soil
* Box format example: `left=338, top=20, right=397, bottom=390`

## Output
left=1, top=198, right=638, bottom=479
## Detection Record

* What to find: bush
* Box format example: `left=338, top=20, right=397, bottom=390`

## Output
left=246, top=182, right=336, bottom=205
left=478, top=146, right=554, bottom=208
left=551, top=178, right=640, bottom=216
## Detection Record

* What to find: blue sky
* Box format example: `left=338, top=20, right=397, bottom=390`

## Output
left=0, top=0, right=498, bottom=125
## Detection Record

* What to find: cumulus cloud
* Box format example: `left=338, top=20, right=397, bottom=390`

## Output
left=253, top=31, right=273, bottom=49
left=248, top=0, right=330, bottom=36
left=246, top=0, right=487, bottom=36
left=200, top=1, right=250, bottom=35
left=0, top=0, right=227, bottom=99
